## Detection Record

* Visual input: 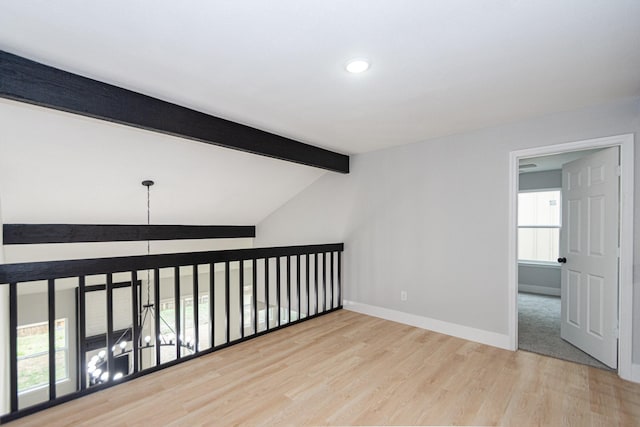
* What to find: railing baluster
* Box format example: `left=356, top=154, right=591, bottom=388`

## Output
left=106, top=273, right=114, bottom=383
left=287, top=256, right=291, bottom=324
left=306, top=254, right=310, bottom=319
left=276, top=257, right=281, bottom=327
left=154, top=268, right=161, bottom=366
left=322, top=253, right=327, bottom=312
left=174, top=267, right=181, bottom=359
left=138, top=276, right=143, bottom=325
left=252, top=258, right=257, bottom=334
left=48, top=279, right=56, bottom=400
left=209, top=262, right=215, bottom=348
left=78, top=276, right=87, bottom=389
left=314, top=253, right=319, bottom=315
left=337, top=251, right=342, bottom=307
left=130, top=272, right=139, bottom=374
left=296, top=255, right=301, bottom=320
left=330, top=252, right=335, bottom=309
left=264, top=258, right=270, bottom=331
left=225, top=261, right=230, bottom=343
left=9, top=282, right=18, bottom=412
left=239, top=260, right=244, bottom=339
left=193, top=265, right=199, bottom=352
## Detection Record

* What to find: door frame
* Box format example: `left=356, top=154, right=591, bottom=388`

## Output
left=508, top=134, right=634, bottom=381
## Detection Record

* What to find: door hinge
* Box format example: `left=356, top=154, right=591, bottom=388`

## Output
left=617, top=165, right=622, bottom=176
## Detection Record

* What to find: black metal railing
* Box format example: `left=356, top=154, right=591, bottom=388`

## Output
left=0, top=243, right=343, bottom=423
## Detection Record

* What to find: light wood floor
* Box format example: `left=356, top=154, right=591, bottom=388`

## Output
left=7, top=310, right=640, bottom=426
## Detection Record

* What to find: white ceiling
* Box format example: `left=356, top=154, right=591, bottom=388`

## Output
left=1, top=0, right=638, bottom=155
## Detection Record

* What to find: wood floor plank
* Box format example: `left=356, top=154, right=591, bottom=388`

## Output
left=5, top=310, right=640, bottom=426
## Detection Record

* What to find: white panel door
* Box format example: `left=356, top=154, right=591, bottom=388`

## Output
left=560, top=147, right=619, bottom=368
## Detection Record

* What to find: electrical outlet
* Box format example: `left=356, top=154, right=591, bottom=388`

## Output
left=400, top=291, right=407, bottom=301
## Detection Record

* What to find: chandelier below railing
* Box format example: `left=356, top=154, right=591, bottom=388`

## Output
left=86, top=180, right=195, bottom=386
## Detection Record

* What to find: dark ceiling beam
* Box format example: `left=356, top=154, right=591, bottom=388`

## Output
left=0, top=50, right=349, bottom=173
left=3, top=224, right=256, bottom=245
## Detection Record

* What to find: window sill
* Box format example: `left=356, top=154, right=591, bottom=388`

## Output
left=518, top=261, right=561, bottom=269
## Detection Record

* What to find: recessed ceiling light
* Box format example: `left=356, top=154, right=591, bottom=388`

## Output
left=345, top=59, right=370, bottom=74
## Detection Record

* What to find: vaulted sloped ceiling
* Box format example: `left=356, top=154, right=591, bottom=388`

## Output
left=0, top=99, right=326, bottom=225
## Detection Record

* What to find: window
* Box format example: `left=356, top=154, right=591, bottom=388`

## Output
left=518, top=190, right=561, bottom=263
left=17, top=319, right=68, bottom=393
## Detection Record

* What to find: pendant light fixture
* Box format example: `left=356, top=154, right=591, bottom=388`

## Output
left=86, top=180, right=195, bottom=386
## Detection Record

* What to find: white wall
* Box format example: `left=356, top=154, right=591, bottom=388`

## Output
left=256, top=97, right=640, bottom=361
left=518, top=263, right=561, bottom=296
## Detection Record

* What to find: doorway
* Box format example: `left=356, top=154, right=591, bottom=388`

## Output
left=516, top=156, right=611, bottom=369
left=508, top=134, right=634, bottom=381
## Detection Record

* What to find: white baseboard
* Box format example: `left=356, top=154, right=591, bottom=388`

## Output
left=343, top=300, right=511, bottom=350
left=518, top=284, right=561, bottom=296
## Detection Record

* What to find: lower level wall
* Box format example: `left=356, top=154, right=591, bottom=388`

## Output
left=16, top=289, right=78, bottom=410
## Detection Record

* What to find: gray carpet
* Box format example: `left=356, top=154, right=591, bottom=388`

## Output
left=518, top=292, right=612, bottom=370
